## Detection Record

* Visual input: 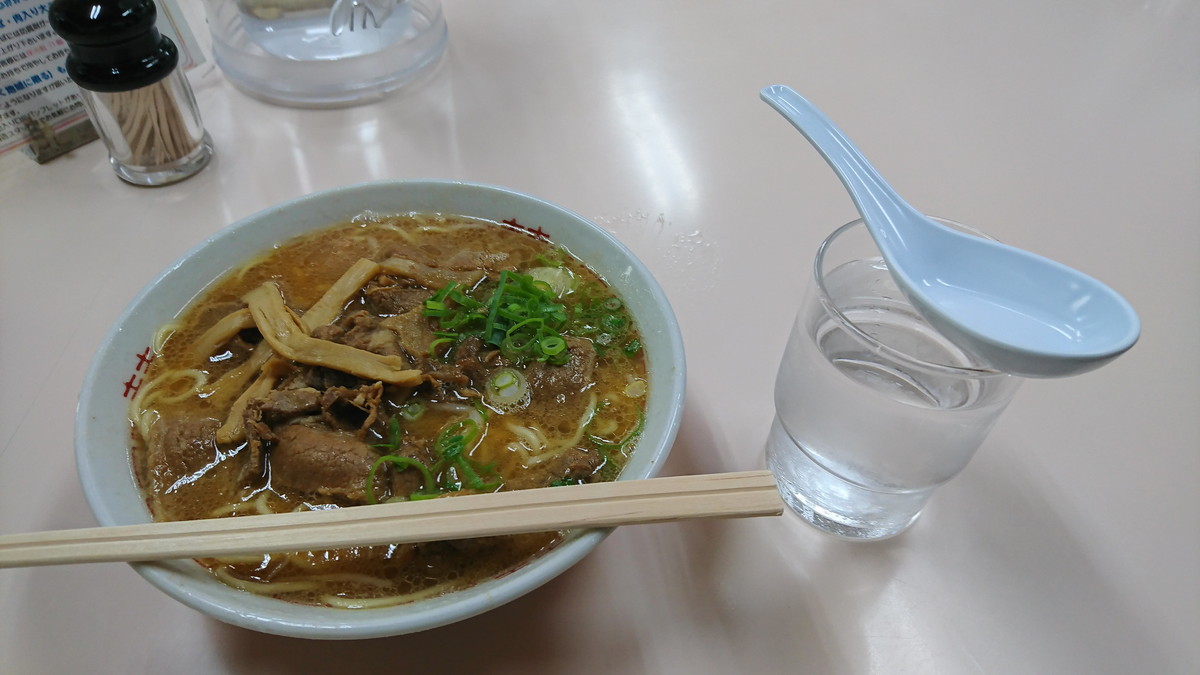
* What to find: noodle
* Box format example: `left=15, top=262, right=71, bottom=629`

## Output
left=508, top=393, right=597, bottom=466
left=320, top=581, right=459, bottom=609
left=207, top=489, right=273, bottom=517
left=283, top=572, right=392, bottom=588
left=129, top=368, right=207, bottom=440
left=151, top=320, right=182, bottom=354
left=212, top=567, right=321, bottom=595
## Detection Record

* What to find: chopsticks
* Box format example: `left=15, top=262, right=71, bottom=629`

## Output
left=0, top=471, right=781, bottom=568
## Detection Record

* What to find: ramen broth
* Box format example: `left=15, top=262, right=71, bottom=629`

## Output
left=131, top=213, right=648, bottom=608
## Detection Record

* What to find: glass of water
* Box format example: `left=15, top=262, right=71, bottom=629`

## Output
left=767, top=217, right=1022, bottom=540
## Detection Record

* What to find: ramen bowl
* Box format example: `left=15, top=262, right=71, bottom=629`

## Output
left=75, top=180, right=686, bottom=639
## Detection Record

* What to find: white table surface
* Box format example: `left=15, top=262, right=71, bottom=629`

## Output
left=2, top=1, right=1197, bottom=672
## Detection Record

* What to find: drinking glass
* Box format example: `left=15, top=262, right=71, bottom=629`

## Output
left=766, top=217, right=1022, bottom=540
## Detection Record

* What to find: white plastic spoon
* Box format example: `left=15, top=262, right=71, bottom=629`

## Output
left=760, top=85, right=1139, bottom=377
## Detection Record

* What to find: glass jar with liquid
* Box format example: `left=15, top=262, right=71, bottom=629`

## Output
left=202, top=0, right=448, bottom=107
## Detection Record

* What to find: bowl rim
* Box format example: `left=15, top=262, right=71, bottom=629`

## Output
left=74, top=179, right=686, bottom=639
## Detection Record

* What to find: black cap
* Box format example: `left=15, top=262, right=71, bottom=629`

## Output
left=48, top=0, right=179, bottom=93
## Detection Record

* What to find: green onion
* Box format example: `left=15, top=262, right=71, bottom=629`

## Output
left=408, top=492, right=443, bottom=501
left=425, top=270, right=574, bottom=366
left=430, top=413, right=501, bottom=493
left=564, top=283, right=640, bottom=359
left=371, top=416, right=403, bottom=451
left=601, top=314, right=626, bottom=332
left=366, top=407, right=504, bottom=503
left=540, top=336, right=566, bottom=356
left=428, top=336, right=455, bottom=356
left=533, top=247, right=569, bottom=267
left=366, top=455, right=437, bottom=504
left=483, top=271, right=511, bottom=348
left=484, top=367, right=529, bottom=408
left=623, top=338, right=642, bottom=356
left=398, top=400, right=425, bottom=421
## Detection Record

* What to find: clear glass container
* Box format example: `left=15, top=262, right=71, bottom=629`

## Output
left=49, top=0, right=214, bottom=186
left=767, top=218, right=1022, bottom=539
left=78, top=68, right=214, bottom=186
left=202, top=0, right=448, bottom=108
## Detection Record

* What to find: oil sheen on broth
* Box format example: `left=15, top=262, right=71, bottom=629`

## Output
left=131, top=213, right=648, bottom=609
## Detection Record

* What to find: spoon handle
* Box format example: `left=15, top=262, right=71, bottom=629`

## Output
left=759, top=85, right=916, bottom=252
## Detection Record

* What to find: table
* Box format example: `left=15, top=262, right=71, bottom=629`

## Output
left=2, top=1, right=1196, bottom=672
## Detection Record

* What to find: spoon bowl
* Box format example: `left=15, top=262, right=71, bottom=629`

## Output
left=760, top=85, right=1140, bottom=378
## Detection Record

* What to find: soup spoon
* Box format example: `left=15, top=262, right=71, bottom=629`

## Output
left=760, top=85, right=1139, bottom=378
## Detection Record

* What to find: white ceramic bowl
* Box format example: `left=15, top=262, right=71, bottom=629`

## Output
left=75, top=180, right=686, bottom=639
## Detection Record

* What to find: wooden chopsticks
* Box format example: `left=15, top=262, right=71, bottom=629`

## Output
left=0, top=471, right=782, bottom=568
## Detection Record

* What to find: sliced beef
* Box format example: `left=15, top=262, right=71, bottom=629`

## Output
left=422, top=362, right=471, bottom=396
left=525, top=337, right=598, bottom=403
left=240, top=416, right=270, bottom=481
left=548, top=446, right=606, bottom=482
left=451, top=336, right=496, bottom=384
left=416, top=335, right=490, bottom=396
left=255, top=387, right=322, bottom=421
left=420, top=335, right=595, bottom=402
left=336, top=310, right=404, bottom=358
left=504, top=446, right=605, bottom=490
left=321, top=381, right=383, bottom=436
left=144, top=417, right=223, bottom=496
left=312, top=305, right=439, bottom=371
left=363, top=275, right=432, bottom=316
left=384, top=438, right=441, bottom=499
left=275, top=362, right=369, bottom=392
left=390, top=466, right=426, bottom=499
left=309, top=323, right=344, bottom=343
left=379, top=307, right=436, bottom=361
left=268, top=425, right=385, bottom=505
left=241, top=387, right=324, bottom=479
